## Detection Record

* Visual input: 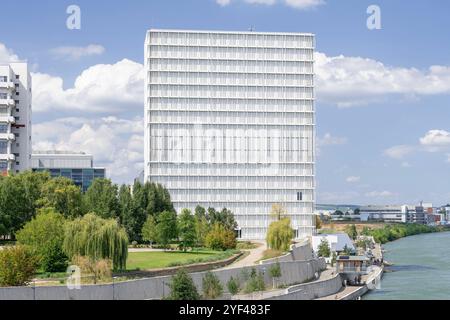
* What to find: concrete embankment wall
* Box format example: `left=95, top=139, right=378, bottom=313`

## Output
left=260, top=241, right=313, bottom=265
left=340, top=286, right=368, bottom=300
left=0, top=258, right=326, bottom=300
left=266, top=273, right=343, bottom=300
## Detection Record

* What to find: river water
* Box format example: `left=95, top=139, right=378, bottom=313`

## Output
left=364, top=231, right=450, bottom=300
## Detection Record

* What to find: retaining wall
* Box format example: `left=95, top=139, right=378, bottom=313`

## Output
left=260, top=240, right=313, bottom=265
left=0, top=258, right=326, bottom=300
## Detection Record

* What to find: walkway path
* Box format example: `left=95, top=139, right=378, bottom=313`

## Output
left=316, top=285, right=364, bottom=300
left=220, top=241, right=267, bottom=269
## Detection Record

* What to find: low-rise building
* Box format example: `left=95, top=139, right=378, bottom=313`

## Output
left=31, top=151, right=105, bottom=192
left=360, top=204, right=427, bottom=224
left=312, top=233, right=355, bottom=261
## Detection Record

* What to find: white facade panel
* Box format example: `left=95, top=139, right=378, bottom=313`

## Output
left=144, top=29, right=316, bottom=239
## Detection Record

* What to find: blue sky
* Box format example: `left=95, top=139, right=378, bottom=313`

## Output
left=1, top=0, right=450, bottom=206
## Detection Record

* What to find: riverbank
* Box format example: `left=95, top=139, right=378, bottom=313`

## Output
left=364, top=231, right=450, bottom=299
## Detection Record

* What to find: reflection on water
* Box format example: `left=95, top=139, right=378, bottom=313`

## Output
left=364, top=232, right=450, bottom=300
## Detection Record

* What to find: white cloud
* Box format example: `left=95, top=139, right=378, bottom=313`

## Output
left=317, top=133, right=347, bottom=146
left=32, top=59, right=144, bottom=113
left=33, top=116, right=144, bottom=183
left=315, top=52, right=450, bottom=107
left=216, top=0, right=323, bottom=9
left=0, top=43, right=19, bottom=62
left=420, top=130, right=450, bottom=150
left=365, top=191, right=394, bottom=198
left=50, top=44, right=105, bottom=61
left=346, top=176, right=360, bottom=183
left=384, top=145, right=415, bottom=160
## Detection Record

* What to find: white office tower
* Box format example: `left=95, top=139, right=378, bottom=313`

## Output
left=145, top=29, right=315, bottom=239
left=0, top=62, right=32, bottom=175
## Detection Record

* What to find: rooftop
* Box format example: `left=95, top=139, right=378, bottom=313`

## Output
left=147, top=28, right=314, bottom=37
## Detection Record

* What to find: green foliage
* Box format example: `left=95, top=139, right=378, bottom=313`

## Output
left=63, top=213, right=128, bottom=271
left=156, top=210, right=178, bottom=249
left=342, top=244, right=353, bottom=255
left=207, top=207, right=238, bottom=231
left=269, top=262, right=282, bottom=289
left=194, top=215, right=210, bottom=247
left=202, top=271, right=223, bottom=299
left=0, top=171, right=50, bottom=237
left=205, top=223, right=237, bottom=251
left=270, top=203, right=287, bottom=221
left=167, top=269, right=200, bottom=300
left=141, top=215, right=157, bottom=244
left=194, top=205, right=206, bottom=220
left=227, top=276, right=240, bottom=295
left=317, top=238, right=331, bottom=258
left=0, top=245, right=39, bottom=287
left=83, top=178, right=120, bottom=219
left=244, top=268, right=266, bottom=294
left=16, top=207, right=68, bottom=272
left=345, top=224, right=358, bottom=240
left=367, top=223, right=438, bottom=244
left=266, top=218, right=293, bottom=251
left=37, top=177, right=83, bottom=219
left=315, top=215, right=322, bottom=230
left=178, top=209, right=197, bottom=251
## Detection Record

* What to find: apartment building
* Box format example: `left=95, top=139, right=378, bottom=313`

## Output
left=144, top=29, right=316, bottom=239
left=0, top=62, right=32, bottom=175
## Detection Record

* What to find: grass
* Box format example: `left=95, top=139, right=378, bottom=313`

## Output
left=126, top=249, right=238, bottom=271
left=259, top=249, right=285, bottom=261
left=236, top=241, right=260, bottom=250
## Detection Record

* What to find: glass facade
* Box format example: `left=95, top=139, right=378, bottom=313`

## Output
left=32, top=168, right=106, bottom=192
left=144, top=30, right=316, bottom=239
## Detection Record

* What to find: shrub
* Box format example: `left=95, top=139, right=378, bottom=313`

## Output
left=71, top=255, right=112, bottom=284
left=0, top=246, right=39, bottom=287
left=202, top=271, right=223, bottom=299
left=205, top=223, right=237, bottom=251
left=269, top=262, right=282, bottom=289
left=41, top=242, right=68, bottom=273
left=227, top=276, right=240, bottom=295
left=244, top=268, right=266, bottom=294
left=167, top=269, right=200, bottom=300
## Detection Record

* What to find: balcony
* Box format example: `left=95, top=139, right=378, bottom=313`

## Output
left=0, top=116, right=15, bottom=124
left=0, top=98, right=15, bottom=107
left=0, top=81, right=15, bottom=91
left=0, top=133, right=15, bottom=141
left=0, top=154, right=15, bottom=161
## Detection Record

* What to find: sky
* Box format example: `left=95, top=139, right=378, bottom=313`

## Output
left=1, top=0, right=450, bottom=206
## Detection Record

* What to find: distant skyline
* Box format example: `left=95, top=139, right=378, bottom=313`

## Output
left=1, top=0, right=450, bottom=205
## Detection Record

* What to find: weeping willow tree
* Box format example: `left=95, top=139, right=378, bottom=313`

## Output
left=63, top=213, right=128, bottom=271
left=266, top=217, right=294, bottom=252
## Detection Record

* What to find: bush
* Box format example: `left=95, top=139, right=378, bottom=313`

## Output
left=71, top=255, right=112, bottom=284
left=244, top=268, right=266, bottom=294
left=167, top=269, right=200, bottom=300
left=41, top=242, right=68, bottom=273
left=205, top=223, right=237, bottom=251
left=0, top=246, right=39, bottom=287
left=202, top=271, right=223, bottom=299
left=227, top=276, right=240, bottom=295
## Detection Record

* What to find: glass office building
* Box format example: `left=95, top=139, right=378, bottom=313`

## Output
left=144, top=29, right=316, bottom=239
left=31, top=151, right=106, bottom=192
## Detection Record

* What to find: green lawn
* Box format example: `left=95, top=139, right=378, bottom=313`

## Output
left=126, top=249, right=236, bottom=270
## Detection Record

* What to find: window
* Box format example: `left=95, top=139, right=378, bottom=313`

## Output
left=0, top=76, right=7, bottom=82
left=15, top=162, right=19, bottom=166
left=15, top=100, right=19, bottom=105
left=0, top=93, right=7, bottom=99
left=15, top=75, right=20, bottom=80
left=15, top=92, right=19, bottom=96
left=297, top=192, right=303, bottom=201
left=0, top=124, right=7, bottom=133
left=0, top=140, right=8, bottom=154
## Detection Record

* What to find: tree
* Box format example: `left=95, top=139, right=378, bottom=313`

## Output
left=37, top=177, right=83, bottom=219
left=194, top=215, right=209, bottom=247
left=208, top=207, right=238, bottom=231
left=178, top=209, right=196, bottom=251
left=227, top=276, right=240, bottom=295
left=268, top=262, right=282, bottom=289
left=345, top=224, right=358, bottom=240
left=202, top=271, right=223, bottom=299
left=334, top=210, right=344, bottom=216
left=270, top=203, right=287, bottom=221
left=317, top=238, right=331, bottom=258
left=118, top=184, right=136, bottom=240
left=0, top=245, right=39, bottom=287
left=167, top=269, right=200, bottom=300
left=156, top=210, right=178, bottom=249
left=16, top=207, right=68, bottom=272
left=205, top=223, right=237, bottom=251
left=194, top=205, right=206, bottom=220
left=266, top=218, right=293, bottom=251
left=141, top=215, right=157, bottom=246
left=315, top=215, right=322, bottom=230
left=63, top=213, right=129, bottom=271
left=244, top=268, right=265, bottom=293
left=83, top=178, right=119, bottom=219
left=0, top=171, right=50, bottom=237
